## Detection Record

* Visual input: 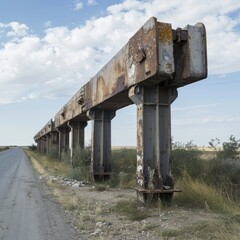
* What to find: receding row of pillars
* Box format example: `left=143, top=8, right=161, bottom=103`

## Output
left=36, top=85, right=177, bottom=189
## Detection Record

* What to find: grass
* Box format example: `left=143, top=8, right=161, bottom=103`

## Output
left=92, top=184, right=108, bottom=192
left=26, top=147, right=240, bottom=239
left=173, top=173, right=239, bottom=214
left=160, top=217, right=240, bottom=240
left=114, top=200, right=150, bottom=221
left=26, top=149, right=70, bottom=176
left=0, top=146, right=10, bottom=152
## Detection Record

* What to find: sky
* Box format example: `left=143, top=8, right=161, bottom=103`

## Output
left=0, top=0, right=240, bottom=147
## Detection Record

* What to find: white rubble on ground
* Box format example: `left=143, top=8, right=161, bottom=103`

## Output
left=39, top=175, right=90, bottom=188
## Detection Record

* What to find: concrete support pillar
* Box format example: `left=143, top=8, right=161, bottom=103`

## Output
left=42, top=138, right=45, bottom=154
left=87, top=109, right=116, bottom=180
left=68, top=121, right=88, bottom=159
left=129, top=85, right=177, bottom=200
left=36, top=140, right=40, bottom=152
left=46, top=134, right=51, bottom=155
left=39, top=138, right=43, bottom=153
left=51, top=131, right=59, bottom=148
left=43, top=136, right=47, bottom=154
left=57, top=126, right=70, bottom=160
left=47, top=131, right=59, bottom=159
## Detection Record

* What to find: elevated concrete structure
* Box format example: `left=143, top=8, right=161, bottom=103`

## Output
left=34, top=17, right=207, bottom=200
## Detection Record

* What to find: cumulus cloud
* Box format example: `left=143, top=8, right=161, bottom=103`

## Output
left=0, top=0, right=240, bottom=104
left=0, top=22, right=29, bottom=38
left=73, top=1, right=83, bottom=11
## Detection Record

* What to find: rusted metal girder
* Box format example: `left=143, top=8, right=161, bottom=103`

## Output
left=34, top=17, right=207, bottom=200
left=34, top=119, right=54, bottom=142
left=34, top=119, right=56, bottom=154
left=129, top=85, right=178, bottom=202
left=53, top=17, right=207, bottom=128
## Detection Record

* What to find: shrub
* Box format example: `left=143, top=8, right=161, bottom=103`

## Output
left=29, top=144, right=37, bottom=151
left=0, top=146, right=10, bottom=152
left=172, top=141, right=204, bottom=179
left=218, top=135, right=240, bottom=160
left=67, top=146, right=91, bottom=181
left=47, top=145, right=59, bottom=161
left=206, top=158, right=240, bottom=201
left=110, top=148, right=136, bottom=187
left=207, top=135, right=240, bottom=200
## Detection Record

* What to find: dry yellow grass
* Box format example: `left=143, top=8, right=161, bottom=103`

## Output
left=174, top=173, right=239, bottom=214
left=25, top=150, right=70, bottom=176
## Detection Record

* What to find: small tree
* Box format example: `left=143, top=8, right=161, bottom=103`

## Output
left=220, top=135, right=240, bottom=160
left=209, top=138, right=220, bottom=151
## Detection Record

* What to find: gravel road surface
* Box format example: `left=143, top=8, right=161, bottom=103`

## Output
left=0, top=147, right=81, bottom=240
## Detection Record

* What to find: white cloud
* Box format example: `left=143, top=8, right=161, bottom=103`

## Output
left=87, top=0, right=97, bottom=6
left=0, top=0, right=240, bottom=104
left=172, top=104, right=218, bottom=112
left=0, top=22, right=29, bottom=38
left=73, top=1, right=83, bottom=11
left=173, top=114, right=240, bottom=130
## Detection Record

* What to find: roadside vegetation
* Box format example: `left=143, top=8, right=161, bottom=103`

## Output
left=172, top=136, right=240, bottom=208
left=0, top=146, right=10, bottom=152
left=26, top=135, right=240, bottom=239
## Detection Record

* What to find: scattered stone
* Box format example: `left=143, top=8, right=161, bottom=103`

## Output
left=43, top=175, right=90, bottom=188
left=90, top=228, right=102, bottom=236
left=106, top=222, right=112, bottom=227
left=96, top=222, right=103, bottom=227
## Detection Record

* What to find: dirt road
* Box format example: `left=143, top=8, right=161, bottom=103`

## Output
left=0, top=148, right=81, bottom=240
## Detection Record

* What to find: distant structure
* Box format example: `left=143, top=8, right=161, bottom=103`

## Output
left=34, top=17, right=207, bottom=201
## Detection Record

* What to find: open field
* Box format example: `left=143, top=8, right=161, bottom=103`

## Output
left=25, top=148, right=240, bottom=240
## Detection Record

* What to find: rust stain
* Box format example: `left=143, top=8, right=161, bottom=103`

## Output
left=166, top=63, right=173, bottom=72
left=34, top=18, right=208, bottom=193
left=96, top=76, right=105, bottom=100
left=112, top=75, right=125, bottom=95
left=158, top=23, right=172, bottom=44
left=114, top=62, right=123, bottom=74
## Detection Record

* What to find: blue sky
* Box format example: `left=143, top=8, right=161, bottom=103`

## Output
left=0, top=0, right=240, bottom=147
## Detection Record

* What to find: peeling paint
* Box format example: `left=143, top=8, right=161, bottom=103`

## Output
left=34, top=17, right=208, bottom=197
left=137, top=153, right=144, bottom=187
left=143, top=17, right=156, bottom=33
left=36, top=17, right=207, bottom=137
